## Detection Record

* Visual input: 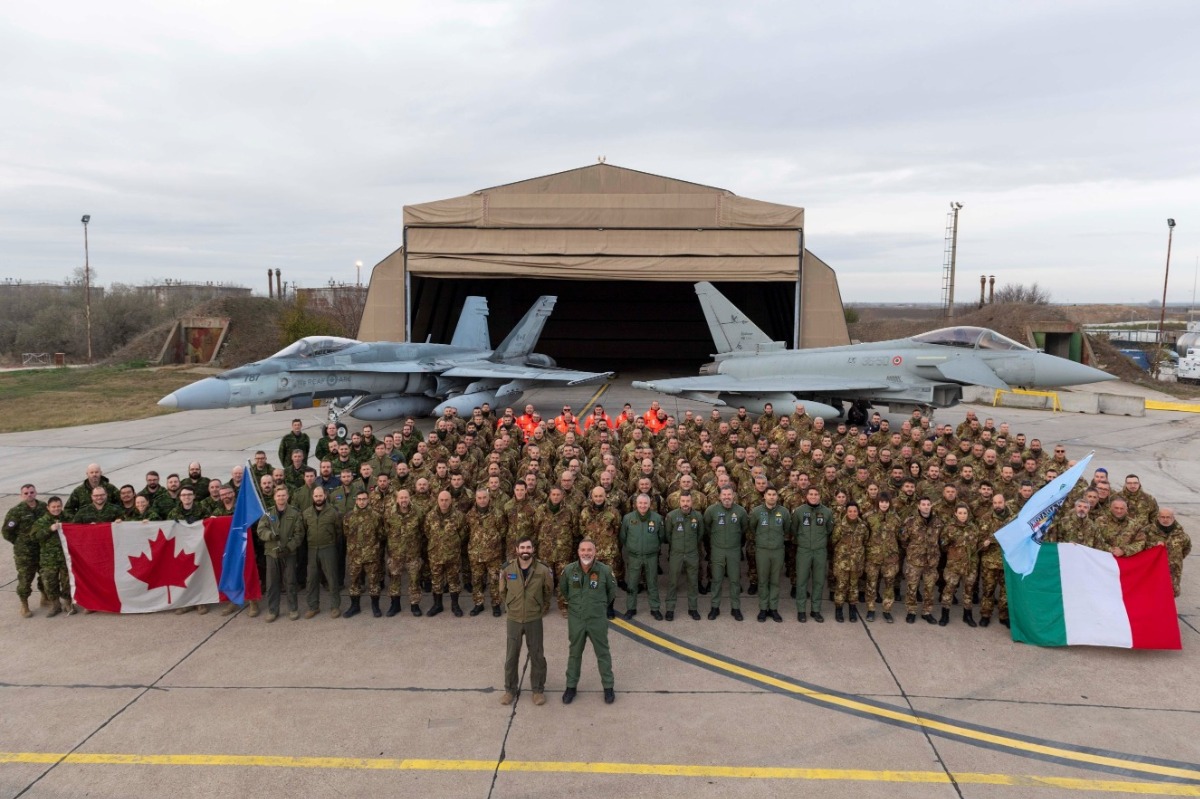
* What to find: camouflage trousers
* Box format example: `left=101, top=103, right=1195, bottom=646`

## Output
left=347, top=557, right=381, bottom=597
left=430, top=557, right=462, bottom=595
left=39, top=542, right=69, bottom=602
left=979, top=565, right=1008, bottom=619
left=904, top=563, right=938, bottom=615
left=833, top=554, right=865, bottom=605
left=596, top=544, right=623, bottom=582
left=387, top=554, right=423, bottom=605
left=470, top=558, right=502, bottom=607
left=864, top=560, right=899, bottom=612
left=10, top=537, right=38, bottom=601
left=745, top=538, right=758, bottom=583
left=940, top=562, right=973, bottom=609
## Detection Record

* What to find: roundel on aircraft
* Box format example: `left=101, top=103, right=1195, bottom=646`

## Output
left=892, top=356, right=903, bottom=366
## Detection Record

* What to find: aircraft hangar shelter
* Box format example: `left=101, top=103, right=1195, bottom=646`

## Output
left=358, top=163, right=850, bottom=369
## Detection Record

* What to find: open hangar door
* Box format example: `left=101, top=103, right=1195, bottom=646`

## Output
left=408, top=277, right=797, bottom=371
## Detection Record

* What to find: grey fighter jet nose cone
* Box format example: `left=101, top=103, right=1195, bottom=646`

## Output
left=159, top=377, right=231, bottom=410
left=1034, top=354, right=1117, bottom=387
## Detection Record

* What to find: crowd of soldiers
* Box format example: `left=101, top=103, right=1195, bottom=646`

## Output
left=4, top=400, right=1191, bottom=629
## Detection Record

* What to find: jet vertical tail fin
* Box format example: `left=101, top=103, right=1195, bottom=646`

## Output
left=695, top=282, right=775, bottom=354
left=490, top=296, right=557, bottom=362
left=450, top=297, right=491, bottom=350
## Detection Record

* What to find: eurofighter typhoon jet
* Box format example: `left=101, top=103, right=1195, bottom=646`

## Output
left=159, top=296, right=611, bottom=424
left=633, top=282, right=1114, bottom=418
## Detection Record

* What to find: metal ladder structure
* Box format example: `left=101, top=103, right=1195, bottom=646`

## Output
left=940, top=202, right=963, bottom=318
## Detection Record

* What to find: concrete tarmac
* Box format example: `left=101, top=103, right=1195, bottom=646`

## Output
left=1, top=378, right=1198, bottom=798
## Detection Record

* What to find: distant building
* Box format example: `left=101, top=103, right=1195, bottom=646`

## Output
left=295, top=284, right=367, bottom=310
left=0, top=279, right=105, bottom=298
left=136, top=280, right=251, bottom=307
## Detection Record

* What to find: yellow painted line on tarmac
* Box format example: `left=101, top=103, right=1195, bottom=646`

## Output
left=3, top=751, right=1200, bottom=794
left=611, top=619, right=1200, bottom=785
left=1146, top=400, right=1200, bottom=413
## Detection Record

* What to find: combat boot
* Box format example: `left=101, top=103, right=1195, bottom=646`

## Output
left=492, top=604, right=502, bottom=617
left=963, top=609, right=977, bottom=628
left=410, top=603, right=423, bottom=617
left=370, top=597, right=382, bottom=618
left=469, top=603, right=485, bottom=617
left=938, top=608, right=950, bottom=626
left=343, top=597, right=361, bottom=618
left=40, top=593, right=52, bottom=608
left=848, top=604, right=859, bottom=622
left=62, top=597, right=76, bottom=615
left=978, top=615, right=991, bottom=627
left=450, top=592, right=464, bottom=617
left=386, top=597, right=402, bottom=617
left=247, top=601, right=260, bottom=618
left=19, top=599, right=31, bottom=618
left=427, top=594, right=444, bottom=617
left=46, top=600, right=61, bottom=618
left=834, top=605, right=844, bottom=623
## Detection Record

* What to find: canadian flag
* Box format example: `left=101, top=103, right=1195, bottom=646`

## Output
left=60, top=518, right=260, bottom=613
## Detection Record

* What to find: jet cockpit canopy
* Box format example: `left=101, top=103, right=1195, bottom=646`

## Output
left=911, top=327, right=1030, bottom=352
left=270, top=336, right=361, bottom=359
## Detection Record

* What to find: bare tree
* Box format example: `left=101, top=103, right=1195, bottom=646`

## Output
left=992, top=282, right=1051, bottom=305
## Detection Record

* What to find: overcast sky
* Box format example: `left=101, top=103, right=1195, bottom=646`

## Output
left=2, top=1, right=1197, bottom=304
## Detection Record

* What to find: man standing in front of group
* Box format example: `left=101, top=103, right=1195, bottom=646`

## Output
left=620, top=493, right=665, bottom=620
left=499, top=537, right=553, bottom=707
left=793, top=487, right=834, bottom=623
left=559, top=538, right=617, bottom=705
left=703, top=486, right=748, bottom=621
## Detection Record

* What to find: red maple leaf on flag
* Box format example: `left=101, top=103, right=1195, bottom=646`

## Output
left=127, top=529, right=199, bottom=604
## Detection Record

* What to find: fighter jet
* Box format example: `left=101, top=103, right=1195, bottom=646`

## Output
left=633, top=282, right=1115, bottom=418
left=159, top=296, right=611, bottom=424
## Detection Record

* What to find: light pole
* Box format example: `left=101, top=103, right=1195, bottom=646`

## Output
left=355, top=260, right=363, bottom=287
left=81, top=214, right=93, bottom=363
left=1153, top=218, right=1176, bottom=379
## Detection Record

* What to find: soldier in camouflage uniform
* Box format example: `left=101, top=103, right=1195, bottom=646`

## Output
left=977, top=494, right=1012, bottom=627
left=72, top=486, right=122, bottom=524
left=534, top=487, right=578, bottom=611
left=4, top=484, right=47, bottom=617
left=1047, top=499, right=1105, bottom=550
left=64, top=464, right=119, bottom=517
left=900, top=497, right=942, bottom=624
left=831, top=502, right=868, bottom=623
left=31, top=497, right=72, bottom=617
left=503, top=482, right=538, bottom=562
left=579, top=486, right=623, bottom=592
left=384, top=488, right=425, bottom=616
left=1146, top=508, right=1189, bottom=597
left=425, top=490, right=467, bottom=617
left=343, top=491, right=383, bottom=618
left=1098, top=498, right=1148, bottom=557
left=466, top=489, right=507, bottom=616
left=278, top=419, right=311, bottom=467
left=939, top=504, right=979, bottom=627
left=863, top=494, right=900, bottom=622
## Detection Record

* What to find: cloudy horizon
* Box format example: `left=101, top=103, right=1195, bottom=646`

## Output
left=2, top=1, right=1197, bottom=305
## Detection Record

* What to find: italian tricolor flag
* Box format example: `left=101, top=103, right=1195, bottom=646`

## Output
left=1004, top=543, right=1180, bottom=650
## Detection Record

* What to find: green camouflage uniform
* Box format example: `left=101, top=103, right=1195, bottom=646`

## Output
left=534, top=503, right=577, bottom=579
left=832, top=515, right=868, bottom=606
left=4, top=500, right=47, bottom=601
left=1098, top=516, right=1148, bottom=556
left=72, top=503, right=122, bottom=524
left=900, top=512, right=943, bottom=616
left=503, top=497, right=538, bottom=562
left=940, top=519, right=978, bottom=609
left=343, top=506, right=383, bottom=597
left=579, top=503, right=623, bottom=583
left=1048, top=514, right=1104, bottom=550
left=1147, top=520, right=1191, bottom=597
left=31, top=512, right=68, bottom=602
left=65, top=479, right=119, bottom=517
left=279, top=431, right=311, bottom=466
left=977, top=508, right=1010, bottom=621
left=384, top=504, right=423, bottom=604
left=424, top=506, right=466, bottom=593
left=466, top=504, right=507, bottom=607
left=864, top=511, right=901, bottom=613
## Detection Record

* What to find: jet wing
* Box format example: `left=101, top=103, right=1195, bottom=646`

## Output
left=441, top=362, right=613, bottom=386
left=916, top=356, right=1009, bottom=389
left=632, top=375, right=890, bottom=395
